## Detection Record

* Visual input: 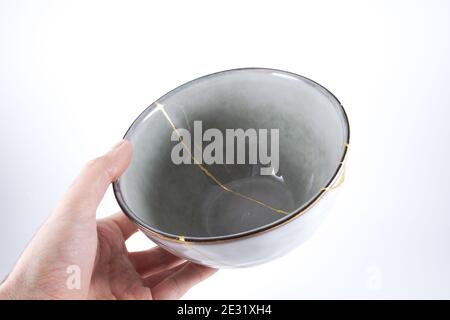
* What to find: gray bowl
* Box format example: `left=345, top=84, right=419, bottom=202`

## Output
left=113, top=68, right=350, bottom=268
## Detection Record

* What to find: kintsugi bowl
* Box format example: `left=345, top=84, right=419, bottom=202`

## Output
left=113, top=68, right=350, bottom=268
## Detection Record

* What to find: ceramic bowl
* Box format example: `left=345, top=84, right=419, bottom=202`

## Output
left=113, top=68, right=350, bottom=268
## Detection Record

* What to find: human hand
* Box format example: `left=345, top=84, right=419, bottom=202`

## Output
left=0, top=140, right=217, bottom=299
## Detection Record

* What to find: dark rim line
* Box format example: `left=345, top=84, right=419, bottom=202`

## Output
left=112, top=67, right=351, bottom=244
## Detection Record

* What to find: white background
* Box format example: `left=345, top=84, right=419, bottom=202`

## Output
left=1, top=0, right=450, bottom=299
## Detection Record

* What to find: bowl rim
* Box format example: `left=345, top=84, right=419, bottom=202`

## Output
left=113, top=67, right=350, bottom=244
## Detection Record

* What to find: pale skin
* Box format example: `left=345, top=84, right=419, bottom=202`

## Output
left=0, top=140, right=217, bottom=299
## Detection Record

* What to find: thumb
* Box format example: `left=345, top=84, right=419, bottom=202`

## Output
left=54, top=140, right=132, bottom=220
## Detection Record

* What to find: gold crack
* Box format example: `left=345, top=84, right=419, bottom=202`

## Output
left=156, top=102, right=289, bottom=216
left=178, top=234, right=228, bottom=266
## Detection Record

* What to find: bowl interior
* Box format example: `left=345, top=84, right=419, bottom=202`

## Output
left=116, top=69, right=348, bottom=239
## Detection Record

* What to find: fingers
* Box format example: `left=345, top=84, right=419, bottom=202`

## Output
left=54, top=140, right=132, bottom=220
left=129, top=246, right=185, bottom=276
left=151, top=263, right=217, bottom=300
left=101, top=211, right=138, bottom=240
left=143, top=262, right=188, bottom=288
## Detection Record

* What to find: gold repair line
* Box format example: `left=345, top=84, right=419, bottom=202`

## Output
left=178, top=234, right=233, bottom=266
left=156, top=102, right=289, bottom=216
left=179, top=234, right=219, bottom=263
left=321, top=161, right=346, bottom=192
left=322, top=143, right=349, bottom=191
